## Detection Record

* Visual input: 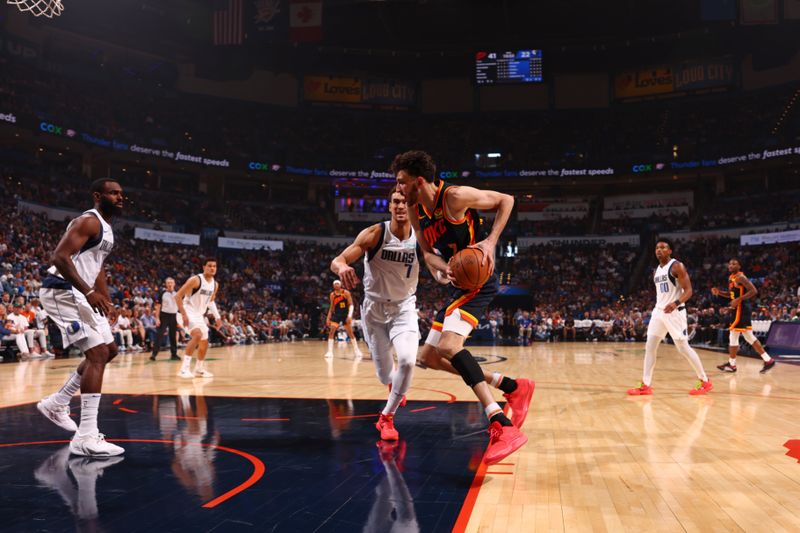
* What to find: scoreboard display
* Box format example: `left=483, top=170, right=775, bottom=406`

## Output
left=475, top=50, right=543, bottom=85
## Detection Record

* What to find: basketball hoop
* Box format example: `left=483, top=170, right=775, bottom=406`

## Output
left=7, top=0, right=64, bottom=18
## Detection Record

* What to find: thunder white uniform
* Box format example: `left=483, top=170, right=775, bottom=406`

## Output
left=360, top=221, right=420, bottom=380
left=648, top=258, right=689, bottom=341
left=39, top=209, right=114, bottom=351
left=183, top=275, right=216, bottom=340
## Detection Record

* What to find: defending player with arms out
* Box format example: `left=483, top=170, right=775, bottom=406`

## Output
left=393, top=150, right=534, bottom=465
left=175, top=259, right=221, bottom=378
left=628, top=239, right=713, bottom=396
left=36, top=178, right=124, bottom=457
left=331, top=188, right=423, bottom=441
left=713, top=258, right=776, bottom=374
left=324, top=280, right=363, bottom=360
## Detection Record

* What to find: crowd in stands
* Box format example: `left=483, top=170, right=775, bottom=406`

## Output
left=2, top=186, right=799, bottom=360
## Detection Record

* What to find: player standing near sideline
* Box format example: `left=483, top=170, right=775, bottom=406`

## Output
left=175, top=259, right=221, bottom=378
left=323, top=280, right=363, bottom=359
left=628, top=239, right=713, bottom=396
left=37, top=178, right=124, bottom=456
left=713, top=258, right=776, bottom=373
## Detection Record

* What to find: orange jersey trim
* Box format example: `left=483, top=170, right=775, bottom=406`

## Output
left=431, top=321, right=443, bottom=332
left=728, top=303, right=742, bottom=330
left=421, top=181, right=445, bottom=220
left=443, top=186, right=467, bottom=224
left=457, top=309, right=479, bottom=328
left=445, top=289, right=481, bottom=317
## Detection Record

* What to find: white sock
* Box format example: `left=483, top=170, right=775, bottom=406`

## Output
left=195, top=359, right=204, bottom=372
left=181, top=355, right=192, bottom=371
left=760, top=351, right=772, bottom=362
left=351, top=339, right=361, bottom=352
left=382, top=333, right=416, bottom=415
left=327, top=339, right=334, bottom=352
left=675, top=339, right=708, bottom=382
left=490, top=372, right=502, bottom=388
left=729, top=357, right=737, bottom=367
left=52, top=372, right=81, bottom=406
left=78, top=393, right=101, bottom=436
left=484, top=402, right=503, bottom=421
left=382, top=390, right=405, bottom=416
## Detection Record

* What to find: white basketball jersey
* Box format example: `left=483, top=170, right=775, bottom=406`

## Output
left=363, top=221, right=419, bottom=302
left=185, top=274, right=216, bottom=314
left=48, top=208, right=114, bottom=287
left=653, top=258, right=682, bottom=310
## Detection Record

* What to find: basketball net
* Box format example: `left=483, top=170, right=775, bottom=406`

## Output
left=7, top=0, right=64, bottom=18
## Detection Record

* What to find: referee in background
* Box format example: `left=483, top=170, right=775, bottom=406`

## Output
left=150, top=277, right=180, bottom=361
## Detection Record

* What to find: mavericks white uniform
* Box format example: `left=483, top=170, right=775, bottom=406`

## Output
left=39, top=209, right=114, bottom=351
left=648, top=258, right=689, bottom=341
left=184, top=275, right=216, bottom=340
left=360, top=222, right=420, bottom=382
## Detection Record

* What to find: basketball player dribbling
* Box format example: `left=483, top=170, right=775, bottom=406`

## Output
left=331, top=187, right=424, bottom=440
left=175, top=259, right=221, bottom=378
left=393, top=150, right=534, bottom=465
left=628, top=239, right=713, bottom=396
left=713, top=258, right=776, bottom=373
left=37, top=178, right=124, bottom=456
left=324, top=280, right=363, bottom=359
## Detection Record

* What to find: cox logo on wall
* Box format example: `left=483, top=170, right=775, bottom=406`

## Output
left=39, top=121, right=76, bottom=138
left=248, top=161, right=271, bottom=171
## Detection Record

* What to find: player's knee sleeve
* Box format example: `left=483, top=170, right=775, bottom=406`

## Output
left=393, top=332, right=418, bottom=368
left=645, top=335, right=661, bottom=355
left=450, top=349, right=484, bottom=388
left=729, top=330, right=741, bottom=346
left=674, top=338, right=690, bottom=352
left=742, top=330, right=757, bottom=344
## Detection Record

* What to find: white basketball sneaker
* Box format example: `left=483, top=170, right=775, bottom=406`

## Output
left=37, top=396, right=78, bottom=432
left=69, top=433, right=125, bottom=457
left=178, top=368, right=194, bottom=379
left=194, top=368, right=214, bottom=378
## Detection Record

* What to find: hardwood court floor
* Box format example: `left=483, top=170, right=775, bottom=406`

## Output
left=1, top=341, right=799, bottom=532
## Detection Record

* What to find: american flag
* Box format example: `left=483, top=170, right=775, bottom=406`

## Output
left=213, top=0, right=244, bottom=45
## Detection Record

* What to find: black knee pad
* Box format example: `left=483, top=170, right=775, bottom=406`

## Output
left=450, top=349, right=484, bottom=387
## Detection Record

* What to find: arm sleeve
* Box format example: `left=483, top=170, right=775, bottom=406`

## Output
left=208, top=301, right=221, bottom=321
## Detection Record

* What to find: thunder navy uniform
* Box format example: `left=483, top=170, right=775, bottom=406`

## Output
left=417, top=180, right=498, bottom=343
left=727, top=272, right=753, bottom=332
left=330, top=290, right=350, bottom=324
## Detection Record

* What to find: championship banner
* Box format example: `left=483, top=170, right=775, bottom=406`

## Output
left=614, top=67, right=674, bottom=99
left=134, top=228, right=200, bottom=246
left=740, top=0, right=778, bottom=24
left=303, top=76, right=362, bottom=104
left=518, top=235, right=640, bottom=248
left=787, top=0, right=800, bottom=19
left=217, top=236, right=283, bottom=250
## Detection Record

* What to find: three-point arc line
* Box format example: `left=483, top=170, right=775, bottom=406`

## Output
left=0, top=439, right=265, bottom=509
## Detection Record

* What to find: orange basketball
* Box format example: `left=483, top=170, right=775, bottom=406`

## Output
left=450, top=248, right=491, bottom=290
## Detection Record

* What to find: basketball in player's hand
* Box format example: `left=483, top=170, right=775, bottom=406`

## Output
left=450, top=248, right=491, bottom=290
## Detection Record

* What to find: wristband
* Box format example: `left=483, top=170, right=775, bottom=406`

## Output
left=673, top=299, right=681, bottom=307
left=85, top=289, right=96, bottom=297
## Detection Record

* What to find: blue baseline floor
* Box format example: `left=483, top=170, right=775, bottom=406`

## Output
left=0, top=394, right=490, bottom=532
